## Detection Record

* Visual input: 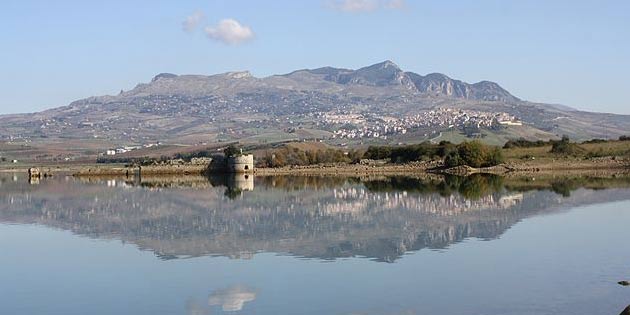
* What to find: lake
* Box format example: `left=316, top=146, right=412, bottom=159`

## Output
left=1, top=173, right=630, bottom=315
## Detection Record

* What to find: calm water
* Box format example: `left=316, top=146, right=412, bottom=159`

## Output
left=1, top=173, right=630, bottom=315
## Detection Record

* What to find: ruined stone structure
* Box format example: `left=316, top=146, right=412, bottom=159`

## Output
left=227, top=154, right=254, bottom=173
left=28, top=168, right=41, bottom=178
left=228, top=174, right=254, bottom=191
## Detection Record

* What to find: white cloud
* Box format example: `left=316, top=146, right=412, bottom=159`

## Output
left=182, top=11, right=205, bottom=33
left=208, top=286, right=257, bottom=312
left=327, top=0, right=407, bottom=12
left=204, top=19, right=255, bottom=45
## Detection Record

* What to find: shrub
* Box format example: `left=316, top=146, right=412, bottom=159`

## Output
left=582, top=138, right=607, bottom=144
left=363, top=141, right=503, bottom=168
left=444, top=151, right=463, bottom=167
left=456, top=141, right=487, bottom=168
left=365, top=142, right=454, bottom=163
left=223, top=145, right=241, bottom=157
left=257, top=146, right=351, bottom=168
left=444, top=141, right=504, bottom=168
left=503, top=138, right=547, bottom=149
left=550, top=135, right=584, bottom=156
left=486, top=147, right=505, bottom=166
left=364, top=146, right=392, bottom=160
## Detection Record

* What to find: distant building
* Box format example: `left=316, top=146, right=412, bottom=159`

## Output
left=227, top=154, right=254, bottom=173
left=106, top=149, right=116, bottom=156
left=498, top=120, right=523, bottom=126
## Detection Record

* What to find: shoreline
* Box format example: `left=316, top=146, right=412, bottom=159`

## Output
left=1, top=157, right=629, bottom=178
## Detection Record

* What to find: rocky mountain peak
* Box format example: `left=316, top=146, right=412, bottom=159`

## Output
left=223, top=71, right=253, bottom=79
left=370, top=60, right=401, bottom=70
left=325, top=60, right=414, bottom=88
left=151, top=73, right=178, bottom=82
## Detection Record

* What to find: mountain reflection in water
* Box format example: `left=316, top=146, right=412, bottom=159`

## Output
left=1, top=173, right=630, bottom=262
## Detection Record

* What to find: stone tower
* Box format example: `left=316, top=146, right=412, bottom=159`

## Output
left=226, top=154, right=254, bottom=173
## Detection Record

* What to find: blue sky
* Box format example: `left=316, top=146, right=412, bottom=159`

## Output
left=1, top=0, right=629, bottom=115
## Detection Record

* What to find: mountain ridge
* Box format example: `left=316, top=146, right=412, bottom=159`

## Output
left=114, top=60, right=520, bottom=102
left=1, top=60, right=628, bottom=154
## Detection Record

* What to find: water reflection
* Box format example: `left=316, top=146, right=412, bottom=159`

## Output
left=208, top=285, right=257, bottom=312
left=1, top=173, right=630, bottom=262
left=185, top=299, right=212, bottom=315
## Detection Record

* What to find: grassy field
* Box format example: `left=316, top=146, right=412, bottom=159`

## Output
left=433, top=125, right=558, bottom=146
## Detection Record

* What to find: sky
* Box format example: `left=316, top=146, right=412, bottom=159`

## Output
left=1, top=0, right=629, bottom=115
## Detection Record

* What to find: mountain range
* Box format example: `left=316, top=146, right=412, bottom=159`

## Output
left=1, top=60, right=628, bottom=157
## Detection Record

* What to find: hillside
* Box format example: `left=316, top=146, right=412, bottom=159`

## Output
left=1, top=60, right=629, bottom=161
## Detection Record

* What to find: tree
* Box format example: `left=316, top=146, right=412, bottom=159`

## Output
left=457, top=141, right=487, bottom=168
left=444, top=151, right=463, bottom=167
left=364, top=146, right=391, bottom=160
left=443, top=141, right=503, bottom=168
left=271, top=151, right=287, bottom=167
left=550, top=135, right=583, bottom=156
left=224, top=145, right=240, bottom=157
left=486, top=147, right=505, bottom=166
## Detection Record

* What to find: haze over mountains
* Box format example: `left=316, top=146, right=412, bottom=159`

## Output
left=1, top=61, right=628, bottom=151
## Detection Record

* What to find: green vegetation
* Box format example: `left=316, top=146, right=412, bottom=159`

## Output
left=365, top=141, right=504, bottom=168
left=446, top=141, right=504, bottom=168
left=365, top=141, right=455, bottom=163
left=365, top=174, right=630, bottom=199
left=257, top=175, right=357, bottom=190
left=503, top=136, right=630, bottom=162
left=223, top=145, right=241, bottom=158
left=550, top=135, right=584, bottom=156
left=364, top=174, right=505, bottom=200
left=363, top=146, right=393, bottom=160
left=502, top=136, right=578, bottom=150
left=94, top=135, right=630, bottom=170
left=503, top=138, right=549, bottom=149
left=504, top=175, right=630, bottom=197
left=257, top=146, right=361, bottom=168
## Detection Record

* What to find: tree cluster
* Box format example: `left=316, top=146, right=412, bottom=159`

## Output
left=503, top=138, right=549, bottom=149
left=550, top=135, right=584, bottom=156
left=364, top=141, right=456, bottom=163
left=365, top=141, right=504, bottom=168
left=223, top=145, right=241, bottom=158
left=444, top=141, right=504, bottom=168
left=364, top=174, right=504, bottom=200
left=257, top=147, right=359, bottom=168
